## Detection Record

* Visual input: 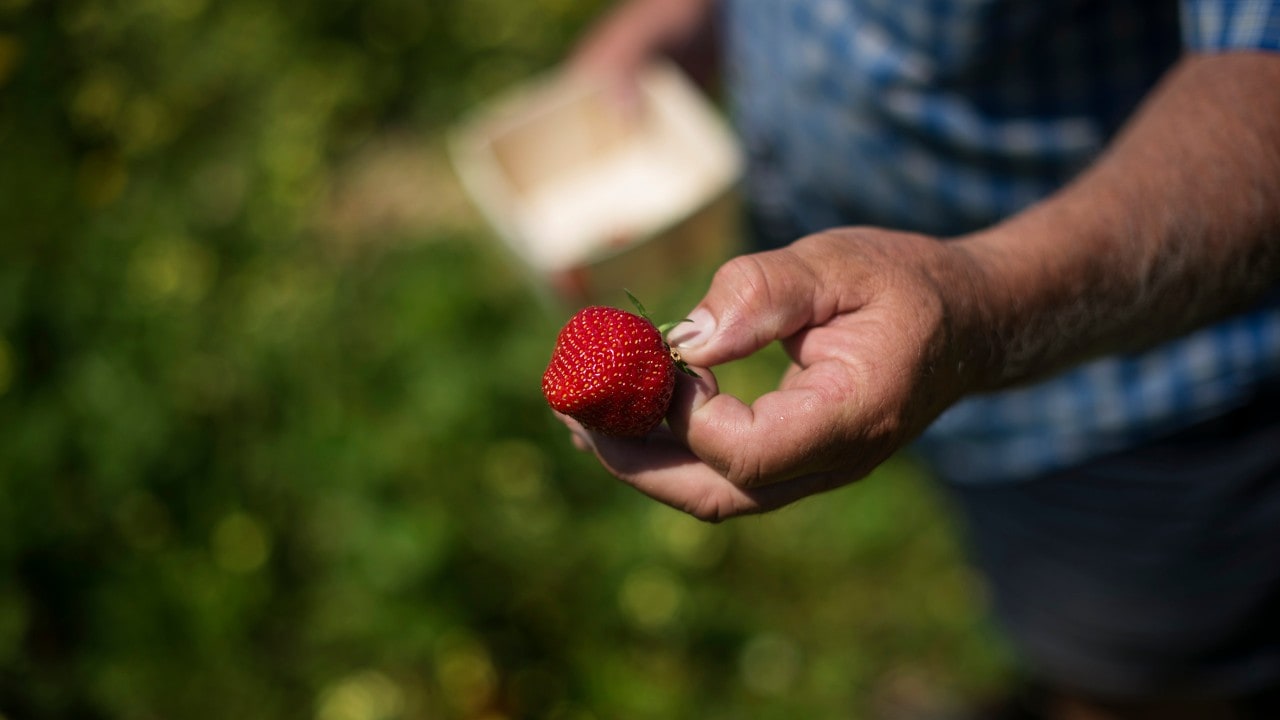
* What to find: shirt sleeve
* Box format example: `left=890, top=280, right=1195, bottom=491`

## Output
left=1181, top=0, right=1280, bottom=51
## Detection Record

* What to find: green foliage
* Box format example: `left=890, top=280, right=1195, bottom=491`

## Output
left=0, top=1, right=1010, bottom=718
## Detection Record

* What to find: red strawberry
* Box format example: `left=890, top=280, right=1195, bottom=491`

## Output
left=542, top=293, right=695, bottom=438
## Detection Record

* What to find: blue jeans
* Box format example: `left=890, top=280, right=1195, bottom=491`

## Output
left=942, top=384, right=1280, bottom=703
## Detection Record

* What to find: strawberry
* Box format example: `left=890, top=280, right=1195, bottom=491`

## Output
left=542, top=292, right=696, bottom=437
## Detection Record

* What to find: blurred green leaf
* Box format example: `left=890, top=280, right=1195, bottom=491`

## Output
left=0, top=1, right=1011, bottom=718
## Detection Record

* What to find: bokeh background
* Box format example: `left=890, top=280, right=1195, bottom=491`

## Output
left=0, top=1, right=1014, bottom=718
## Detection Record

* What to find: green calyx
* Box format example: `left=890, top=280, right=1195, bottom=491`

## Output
left=624, top=289, right=699, bottom=378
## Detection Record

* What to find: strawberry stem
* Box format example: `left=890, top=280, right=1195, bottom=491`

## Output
left=671, top=350, right=700, bottom=378
left=624, top=290, right=699, bottom=377
left=657, top=319, right=692, bottom=335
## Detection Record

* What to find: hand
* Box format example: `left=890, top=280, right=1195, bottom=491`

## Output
left=567, top=0, right=718, bottom=111
left=558, top=228, right=989, bottom=521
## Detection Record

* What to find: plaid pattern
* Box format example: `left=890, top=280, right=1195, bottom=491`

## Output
left=723, top=0, right=1280, bottom=483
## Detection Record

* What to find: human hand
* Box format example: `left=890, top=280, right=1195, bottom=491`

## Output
left=557, top=228, right=990, bottom=520
left=567, top=0, right=718, bottom=112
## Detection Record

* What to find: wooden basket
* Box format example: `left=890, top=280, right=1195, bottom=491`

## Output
left=449, top=62, right=743, bottom=308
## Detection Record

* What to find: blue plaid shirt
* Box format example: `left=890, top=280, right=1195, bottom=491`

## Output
left=724, top=0, right=1280, bottom=483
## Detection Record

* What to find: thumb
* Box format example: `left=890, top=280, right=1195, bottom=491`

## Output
left=667, top=248, right=822, bottom=367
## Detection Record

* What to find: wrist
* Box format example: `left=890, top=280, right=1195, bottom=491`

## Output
left=928, top=236, right=1008, bottom=397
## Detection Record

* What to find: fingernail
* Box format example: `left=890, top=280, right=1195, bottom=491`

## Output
left=669, top=307, right=715, bottom=349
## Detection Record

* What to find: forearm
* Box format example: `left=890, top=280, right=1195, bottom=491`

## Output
left=957, top=52, right=1280, bottom=390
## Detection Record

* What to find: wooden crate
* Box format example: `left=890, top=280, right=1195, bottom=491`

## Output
left=449, top=61, right=743, bottom=309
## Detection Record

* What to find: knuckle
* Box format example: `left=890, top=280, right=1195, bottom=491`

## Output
left=724, top=451, right=770, bottom=490
left=686, top=488, right=734, bottom=524
left=714, top=253, right=777, bottom=314
left=789, top=231, right=837, bottom=255
left=711, top=250, right=818, bottom=344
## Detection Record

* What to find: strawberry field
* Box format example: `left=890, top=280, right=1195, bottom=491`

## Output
left=0, top=1, right=1011, bottom=718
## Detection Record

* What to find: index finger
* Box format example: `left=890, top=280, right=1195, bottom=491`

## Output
left=669, top=359, right=869, bottom=488
left=578, top=424, right=843, bottom=521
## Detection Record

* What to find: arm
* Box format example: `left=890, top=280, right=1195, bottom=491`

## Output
left=561, top=51, right=1280, bottom=521
left=960, top=52, right=1280, bottom=389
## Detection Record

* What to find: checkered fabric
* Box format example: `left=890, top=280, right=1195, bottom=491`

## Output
left=723, top=0, right=1280, bottom=483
